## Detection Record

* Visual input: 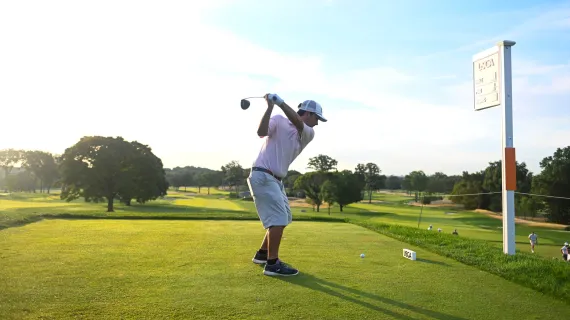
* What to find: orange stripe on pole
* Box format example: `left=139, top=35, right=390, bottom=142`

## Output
left=505, top=147, right=516, bottom=191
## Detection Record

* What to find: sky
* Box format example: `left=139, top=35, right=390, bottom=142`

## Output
left=1, top=0, right=569, bottom=176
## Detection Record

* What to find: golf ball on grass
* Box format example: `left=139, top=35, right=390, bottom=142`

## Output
left=360, top=253, right=365, bottom=258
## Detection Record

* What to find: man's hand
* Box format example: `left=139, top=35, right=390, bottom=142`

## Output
left=267, top=93, right=304, bottom=132
left=267, top=94, right=284, bottom=107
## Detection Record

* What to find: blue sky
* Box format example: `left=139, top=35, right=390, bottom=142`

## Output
left=0, top=0, right=569, bottom=176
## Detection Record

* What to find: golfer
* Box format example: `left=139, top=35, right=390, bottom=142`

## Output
left=247, top=93, right=326, bottom=276
left=528, top=232, right=538, bottom=253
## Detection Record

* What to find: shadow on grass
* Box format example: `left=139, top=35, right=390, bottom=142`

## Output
left=416, top=258, right=450, bottom=267
left=274, top=272, right=467, bottom=320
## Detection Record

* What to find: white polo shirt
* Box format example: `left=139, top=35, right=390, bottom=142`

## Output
left=253, top=114, right=315, bottom=178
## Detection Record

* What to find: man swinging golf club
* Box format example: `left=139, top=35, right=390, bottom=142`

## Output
left=247, top=93, right=327, bottom=276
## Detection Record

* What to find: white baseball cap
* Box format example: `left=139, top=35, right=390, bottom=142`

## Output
left=299, top=100, right=327, bottom=122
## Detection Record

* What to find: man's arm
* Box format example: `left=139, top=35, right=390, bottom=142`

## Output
left=268, top=94, right=304, bottom=132
left=257, top=102, right=274, bottom=137
left=278, top=101, right=305, bottom=132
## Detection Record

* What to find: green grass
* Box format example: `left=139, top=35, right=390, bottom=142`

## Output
left=2, top=191, right=570, bottom=310
left=351, top=220, right=570, bottom=302
left=174, top=197, right=245, bottom=211
left=1, top=219, right=568, bottom=319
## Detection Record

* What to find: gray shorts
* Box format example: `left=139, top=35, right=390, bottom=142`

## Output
left=246, top=170, right=291, bottom=229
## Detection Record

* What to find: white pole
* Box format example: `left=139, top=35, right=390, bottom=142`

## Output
left=499, top=40, right=516, bottom=255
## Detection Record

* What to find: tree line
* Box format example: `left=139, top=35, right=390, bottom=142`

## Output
left=3, top=139, right=570, bottom=224
left=0, top=136, right=168, bottom=212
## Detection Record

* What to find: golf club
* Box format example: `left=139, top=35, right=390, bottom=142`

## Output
left=240, top=95, right=277, bottom=110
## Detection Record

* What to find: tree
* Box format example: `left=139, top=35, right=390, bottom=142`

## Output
left=426, top=172, right=448, bottom=194
left=283, top=170, right=302, bottom=193
left=355, top=162, right=382, bottom=203
left=0, top=149, right=23, bottom=192
left=59, top=136, right=167, bottom=212
left=516, top=195, right=543, bottom=219
left=450, top=171, right=487, bottom=210
left=166, top=172, right=185, bottom=191
left=385, top=175, right=402, bottom=190
left=482, top=160, right=533, bottom=212
left=307, top=154, right=338, bottom=172
left=21, top=151, right=59, bottom=193
left=221, top=160, right=245, bottom=195
left=332, top=170, right=364, bottom=212
left=320, top=180, right=338, bottom=215
left=531, top=147, right=570, bottom=224
left=401, top=175, right=412, bottom=195
left=406, top=170, right=429, bottom=202
left=116, top=141, right=169, bottom=206
left=181, top=172, right=194, bottom=192
left=202, top=171, right=223, bottom=195
left=294, top=171, right=327, bottom=212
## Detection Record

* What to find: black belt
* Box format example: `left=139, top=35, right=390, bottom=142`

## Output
left=252, top=167, right=282, bottom=181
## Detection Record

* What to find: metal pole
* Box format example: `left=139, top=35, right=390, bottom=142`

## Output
left=499, top=40, right=516, bottom=255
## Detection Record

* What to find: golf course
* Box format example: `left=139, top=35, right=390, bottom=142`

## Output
left=2, top=188, right=569, bottom=319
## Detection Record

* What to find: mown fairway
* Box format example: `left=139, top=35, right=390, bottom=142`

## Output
left=2, top=190, right=569, bottom=260
left=2, top=219, right=568, bottom=320
left=2, top=189, right=570, bottom=319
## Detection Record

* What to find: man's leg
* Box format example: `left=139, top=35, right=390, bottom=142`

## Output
left=266, top=182, right=289, bottom=262
left=262, top=181, right=298, bottom=276
left=252, top=230, right=269, bottom=264
left=266, top=226, right=285, bottom=262
left=248, top=171, right=270, bottom=265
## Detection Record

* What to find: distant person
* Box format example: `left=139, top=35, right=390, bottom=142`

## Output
left=437, top=228, right=442, bottom=233
left=528, top=232, right=538, bottom=253
left=561, top=242, right=569, bottom=262
left=452, top=229, right=458, bottom=235
left=427, top=225, right=433, bottom=231
left=247, top=94, right=326, bottom=277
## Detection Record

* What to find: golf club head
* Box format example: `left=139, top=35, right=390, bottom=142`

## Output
left=240, top=99, right=250, bottom=110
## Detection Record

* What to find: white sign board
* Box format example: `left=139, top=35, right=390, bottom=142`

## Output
left=473, top=47, right=501, bottom=111
left=403, top=248, right=416, bottom=261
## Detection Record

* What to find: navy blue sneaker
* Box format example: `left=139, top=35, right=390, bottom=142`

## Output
left=263, top=259, right=299, bottom=276
left=252, top=250, right=267, bottom=264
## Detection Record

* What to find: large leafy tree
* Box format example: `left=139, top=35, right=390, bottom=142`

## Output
left=355, top=162, right=383, bottom=203
left=22, top=150, right=60, bottom=193
left=59, top=136, right=168, bottom=212
left=294, top=171, right=327, bottom=212
left=116, top=141, right=169, bottom=206
left=320, top=179, right=338, bottom=215
left=531, top=147, right=570, bottom=224
left=332, top=170, right=364, bottom=212
left=307, top=154, right=338, bottom=172
left=221, top=160, right=245, bottom=194
left=450, top=171, right=487, bottom=210
left=482, top=160, right=533, bottom=212
left=405, top=170, right=429, bottom=202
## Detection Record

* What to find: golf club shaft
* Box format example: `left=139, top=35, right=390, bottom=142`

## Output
left=242, top=96, right=265, bottom=100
